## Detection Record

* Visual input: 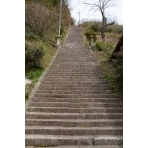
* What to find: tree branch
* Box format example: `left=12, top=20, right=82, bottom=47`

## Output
left=105, top=22, right=115, bottom=27
left=83, top=2, right=101, bottom=10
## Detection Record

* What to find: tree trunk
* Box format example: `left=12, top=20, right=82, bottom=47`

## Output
left=101, top=11, right=106, bottom=42
left=101, top=27, right=105, bottom=42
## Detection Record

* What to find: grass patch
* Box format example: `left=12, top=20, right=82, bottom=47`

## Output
left=95, top=42, right=123, bottom=97
left=25, top=33, right=57, bottom=100
left=101, top=59, right=123, bottom=97
left=26, top=67, right=44, bottom=82
left=25, top=67, right=44, bottom=100
left=94, top=41, right=115, bottom=62
left=106, top=32, right=121, bottom=39
left=81, top=21, right=123, bottom=97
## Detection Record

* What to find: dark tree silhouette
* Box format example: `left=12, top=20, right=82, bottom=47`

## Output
left=83, top=0, right=116, bottom=42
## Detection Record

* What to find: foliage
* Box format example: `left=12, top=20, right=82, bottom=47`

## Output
left=25, top=0, right=72, bottom=41
left=26, top=67, right=44, bottom=82
left=81, top=20, right=123, bottom=97
left=101, top=55, right=123, bottom=96
left=25, top=41, right=44, bottom=70
left=95, top=41, right=105, bottom=51
left=25, top=83, right=33, bottom=100
left=90, top=23, right=102, bottom=32
left=25, top=0, right=72, bottom=100
left=96, top=41, right=123, bottom=96
left=25, top=31, right=41, bottom=40
left=94, top=41, right=114, bottom=52
left=84, top=29, right=97, bottom=42
left=81, top=21, right=123, bottom=35
left=106, top=25, right=123, bottom=34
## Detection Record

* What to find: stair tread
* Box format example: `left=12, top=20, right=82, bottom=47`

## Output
left=26, top=126, right=123, bottom=130
left=26, top=112, right=123, bottom=115
left=26, top=134, right=123, bottom=139
left=25, top=26, right=123, bottom=146
left=26, top=119, right=123, bottom=122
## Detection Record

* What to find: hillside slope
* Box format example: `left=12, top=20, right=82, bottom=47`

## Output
left=25, top=0, right=73, bottom=100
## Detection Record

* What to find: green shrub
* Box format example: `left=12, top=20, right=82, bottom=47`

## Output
left=25, top=31, right=41, bottom=40
left=25, top=42, right=44, bottom=70
left=90, top=23, right=102, bottom=32
left=106, top=25, right=123, bottom=34
left=84, top=29, right=97, bottom=42
left=95, top=41, right=105, bottom=51
left=95, top=41, right=114, bottom=51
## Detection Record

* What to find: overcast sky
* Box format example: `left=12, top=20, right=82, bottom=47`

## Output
left=68, top=0, right=123, bottom=25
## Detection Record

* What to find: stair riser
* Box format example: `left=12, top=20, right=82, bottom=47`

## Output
left=35, top=91, right=112, bottom=94
left=38, top=87, right=111, bottom=91
left=25, top=129, right=123, bottom=135
left=41, top=82, right=108, bottom=85
left=36, top=88, right=110, bottom=92
left=29, top=103, right=122, bottom=108
left=26, top=121, right=123, bottom=127
left=25, top=26, right=123, bottom=147
left=34, top=94, right=118, bottom=98
left=44, top=76, right=105, bottom=78
left=39, top=83, right=110, bottom=86
left=32, top=98, right=121, bottom=103
left=42, top=80, right=107, bottom=83
left=25, top=138, right=123, bottom=146
left=45, top=73, right=104, bottom=75
left=27, top=108, right=123, bottom=113
left=25, top=114, right=123, bottom=119
left=38, top=86, right=111, bottom=90
left=44, top=75, right=105, bottom=78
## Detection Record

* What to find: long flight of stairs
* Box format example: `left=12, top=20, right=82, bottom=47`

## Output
left=25, top=26, right=123, bottom=147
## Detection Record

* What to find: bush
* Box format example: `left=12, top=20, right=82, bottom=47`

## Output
left=25, top=42, right=44, bottom=70
left=25, top=31, right=41, bottom=41
left=106, top=25, right=123, bottom=34
left=84, top=29, right=97, bottom=42
left=95, top=41, right=105, bottom=51
left=90, top=23, right=102, bottom=32
left=95, top=41, right=114, bottom=51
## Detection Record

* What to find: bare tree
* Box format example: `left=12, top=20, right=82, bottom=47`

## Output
left=83, top=0, right=116, bottom=42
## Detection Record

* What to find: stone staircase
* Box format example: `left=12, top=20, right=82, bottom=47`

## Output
left=25, top=26, right=123, bottom=147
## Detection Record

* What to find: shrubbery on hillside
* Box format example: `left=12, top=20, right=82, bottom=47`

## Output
left=81, top=21, right=123, bottom=97
left=25, top=0, right=72, bottom=100
left=25, top=41, right=44, bottom=70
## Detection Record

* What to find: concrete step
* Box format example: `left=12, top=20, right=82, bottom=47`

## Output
left=43, top=77, right=105, bottom=80
left=25, top=135, right=123, bottom=146
left=44, top=74, right=104, bottom=77
left=26, top=107, right=123, bottom=113
left=47, top=71, right=101, bottom=73
left=25, top=26, right=123, bottom=147
left=45, top=73, right=103, bottom=75
left=28, top=102, right=122, bottom=108
left=42, top=79, right=106, bottom=82
left=41, top=81, right=108, bottom=84
left=26, top=119, right=123, bottom=127
left=35, top=90, right=112, bottom=94
left=45, top=74, right=105, bottom=76
left=32, top=98, right=121, bottom=103
left=34, top=94, right=118, bottom=98
left=48, top=69, right=101, bottom=71
left=26, top=126, right=123, bottom=135
left=38, top=84, right=111, bottom=88
left=25, top=112, right=123, bottom=119
left=38, top=87, right=111, bottom=91
left=25, top=145, right=123, bottom=148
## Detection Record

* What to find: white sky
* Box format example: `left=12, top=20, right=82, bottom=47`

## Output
left=68, top=0, right=123, bottom=25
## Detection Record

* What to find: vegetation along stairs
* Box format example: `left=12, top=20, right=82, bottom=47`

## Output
left=25, top=26, right=123, bottom=147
